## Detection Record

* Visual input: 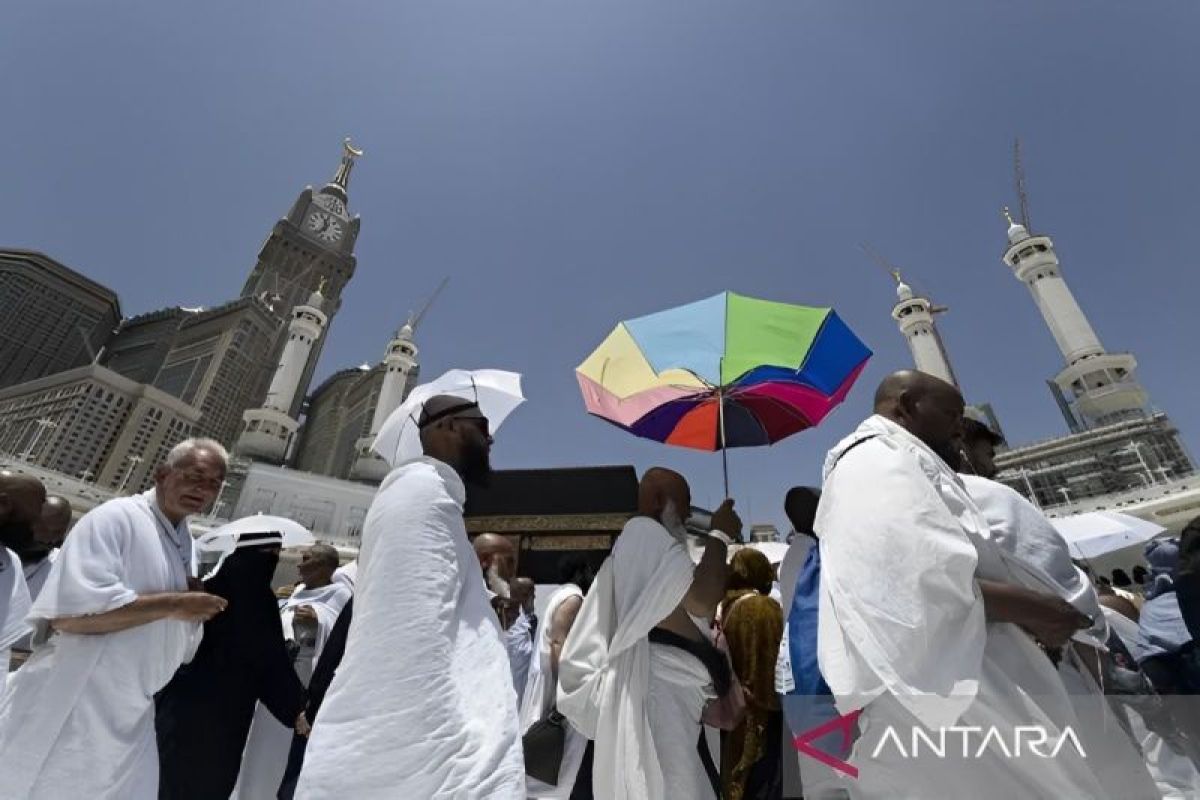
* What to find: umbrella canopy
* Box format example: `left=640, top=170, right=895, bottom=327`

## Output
left=577, top=292, right=871, bottom=451
left=372, top=369, right=525, bottom=467
left=1050, top=511, right=1167, bottom=560
left=196, top=514, right=315, bottom=555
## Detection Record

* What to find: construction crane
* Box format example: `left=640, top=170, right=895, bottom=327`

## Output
left=859, top=242, right=903, bottom=285
left=405, top=277, right=449, bottom=334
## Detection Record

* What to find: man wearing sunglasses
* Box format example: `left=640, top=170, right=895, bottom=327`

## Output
left=295, top=395, right=524, bottom=800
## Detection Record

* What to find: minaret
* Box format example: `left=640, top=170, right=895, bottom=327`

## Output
left=890, top=271, right=958, bottom=388
left=1001, top=208, right=1147, bottom=428
left=236, top=282, right=329, bottom=464
left=349, top=322, right=420, bottom=483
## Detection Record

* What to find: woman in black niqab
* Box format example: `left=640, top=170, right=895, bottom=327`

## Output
left=156, top=533, right=306, bottom=799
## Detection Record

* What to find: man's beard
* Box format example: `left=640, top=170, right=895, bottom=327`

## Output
left=17, top=541, right=52, bottom=562
left=459, top=439, right=493, bottom=487
left=930, top=439, right=963, bottom=471
left=660, top=501, right=690, bottom=543
left=485, top=562, right=511, bottom=600
left=0, top=519, right=35, bottom=554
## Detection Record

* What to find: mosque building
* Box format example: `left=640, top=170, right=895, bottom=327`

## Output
left=888, top=203, right=1198, bottom=532
left=4, top=139, right=1195, bottom=556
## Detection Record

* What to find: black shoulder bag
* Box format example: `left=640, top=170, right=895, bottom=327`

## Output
left=522, top=708, right=568, bottom=785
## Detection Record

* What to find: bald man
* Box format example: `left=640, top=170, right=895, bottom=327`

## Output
left=559, top=467, right=741, bottom=799
left=7, top=495, right=71, bottom=668
left=296, top=394, right=523, bottom=799
left=510, top=577, right=536, bottom=626
left=0, top=471, right=46, bottom=554
left=0, top=472, right=46, bottom=671
left=474, top=532, right=516, bottom=606
left=20, top=496, right=73, bottom=602
left=814, top=371, right=1115, bottom=799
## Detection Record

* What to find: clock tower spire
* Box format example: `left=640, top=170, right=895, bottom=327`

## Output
left=327, top=137, right=363, bottom=198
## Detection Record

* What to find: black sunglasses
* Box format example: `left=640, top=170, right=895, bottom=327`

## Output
left=454, top=415, right=491, bottom=437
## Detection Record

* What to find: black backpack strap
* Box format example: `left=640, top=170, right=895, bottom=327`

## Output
left=828, top=434, right=881, bottom=473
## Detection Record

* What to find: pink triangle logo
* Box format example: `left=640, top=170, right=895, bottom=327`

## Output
left=792, top=707, right=861, bottom=779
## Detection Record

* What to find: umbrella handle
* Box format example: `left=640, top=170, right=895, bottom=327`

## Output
left=721, top=443, right=729, bottom=498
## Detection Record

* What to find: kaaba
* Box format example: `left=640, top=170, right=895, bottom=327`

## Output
left=464, top=465, right=638, bottom=582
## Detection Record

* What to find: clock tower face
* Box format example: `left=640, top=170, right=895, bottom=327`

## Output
left=304, top=209, right=345, bottom=244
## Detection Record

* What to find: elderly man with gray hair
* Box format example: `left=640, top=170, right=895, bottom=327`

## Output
left=0, top=438, right=230, bottom=799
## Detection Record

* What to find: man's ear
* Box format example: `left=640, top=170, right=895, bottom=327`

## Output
left=896, top=389, right=919, bottom=423
left=153, top=465, right=170, bottom=483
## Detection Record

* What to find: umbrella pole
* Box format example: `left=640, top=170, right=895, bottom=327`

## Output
left=718, top=384, right=729, bottom=498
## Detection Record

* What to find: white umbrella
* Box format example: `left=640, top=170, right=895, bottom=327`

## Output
left=196, top=514, right=315, bottom=555
left=725, top=541, right=788, bottom=565
left=372, top=369, right=525, bottom=467
left=1049, top=511, right=1166, bottom=560
left=748, top=541, right=789, bottom=565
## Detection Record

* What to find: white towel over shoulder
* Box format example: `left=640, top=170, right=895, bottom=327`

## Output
left=557, top=516, right=697, bottom=800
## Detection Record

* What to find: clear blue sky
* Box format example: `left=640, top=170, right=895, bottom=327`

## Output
left=4, top=2, right=1198, bottom=532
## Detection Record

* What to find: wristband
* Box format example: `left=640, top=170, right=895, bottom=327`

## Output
left=708, top=529, right=735, bottom=546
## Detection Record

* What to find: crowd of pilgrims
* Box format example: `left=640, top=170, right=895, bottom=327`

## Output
left=0, top=370, right=1197, bottom=799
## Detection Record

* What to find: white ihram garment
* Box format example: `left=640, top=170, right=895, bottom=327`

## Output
left=10, top=549, right=59, bottom=661
left=506, top=608, right=535, bottom=703
left=233, top=580, right=351, bottom=800
left=0, top=491, right=199, bottom=800
left=21, top=548, right=57, bottom=604
left=961, top=476, right=1106, bottom=645
left=332, top=559, right=357, bottom=590
left=1, top=548, right=32, bottom=674
left=963, top=475, right=1160, bottom=799
left=281, top=581, right=352, bottom=678
left=817, top=416, right=1110, bottom=800
left=295, top=457, right=524, bottom=799
left=558, top=516, right=713, bottom=800
left=520, top=584, right=588, bottom=799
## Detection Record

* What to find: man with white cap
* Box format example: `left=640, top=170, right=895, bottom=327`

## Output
left=296, top=394, right=524, bottom=799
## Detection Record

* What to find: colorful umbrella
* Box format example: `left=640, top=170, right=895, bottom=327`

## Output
left=577, top=292, right=871, bottom=489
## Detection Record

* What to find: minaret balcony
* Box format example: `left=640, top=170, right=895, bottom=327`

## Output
left=349, top=436, right=390, bottom=484
left=235, top=408, right=298, bottom=464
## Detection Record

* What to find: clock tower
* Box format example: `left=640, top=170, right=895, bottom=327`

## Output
left=241, top=138, right=364, bottom=416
